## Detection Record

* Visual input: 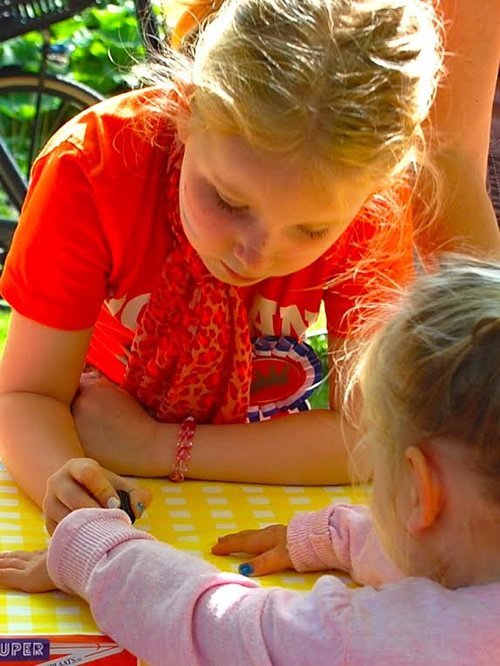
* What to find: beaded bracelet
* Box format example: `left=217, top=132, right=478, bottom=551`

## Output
left=169, top=416, right=196, bottom=482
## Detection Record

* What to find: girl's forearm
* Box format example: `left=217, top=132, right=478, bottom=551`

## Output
left=0, top=392, right=84, bottom=507
left=148, top=410, right=358, bottom=486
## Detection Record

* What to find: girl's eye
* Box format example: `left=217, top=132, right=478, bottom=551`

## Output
left=215, top=191, right=248, bottom=215
left=300, top=226, right=331, bottom=240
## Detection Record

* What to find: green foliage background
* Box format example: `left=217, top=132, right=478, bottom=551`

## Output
left=0, top=0, right=151, bottom=94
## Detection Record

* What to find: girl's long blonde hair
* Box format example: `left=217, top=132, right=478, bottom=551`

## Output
left=145, top=0, right=442, bottom=183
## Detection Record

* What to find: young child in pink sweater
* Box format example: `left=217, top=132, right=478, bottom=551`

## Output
left=0, top=257, right=499, bottom=665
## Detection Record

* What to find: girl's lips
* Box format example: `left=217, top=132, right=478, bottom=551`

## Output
left=220, top=261, right=261, bottom=284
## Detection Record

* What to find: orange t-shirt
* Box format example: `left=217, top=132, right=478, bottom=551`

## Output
left=1, top=88, right=414, bottom=386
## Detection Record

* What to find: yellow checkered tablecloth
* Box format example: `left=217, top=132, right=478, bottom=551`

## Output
left=0, top=461, right=368, bottom=636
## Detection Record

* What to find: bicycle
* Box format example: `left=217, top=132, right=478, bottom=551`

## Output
left=0, top=0, right=161, bottom=274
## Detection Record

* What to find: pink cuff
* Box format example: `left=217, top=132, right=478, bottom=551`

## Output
left=287, top=505, right=340, bottom=573
left=47, top=508, right=155, bottom=598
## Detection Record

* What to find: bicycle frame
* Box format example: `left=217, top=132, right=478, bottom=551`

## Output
left=0, top=136, right=26, bottom=211
left=0, top=0, right=162, bottom=270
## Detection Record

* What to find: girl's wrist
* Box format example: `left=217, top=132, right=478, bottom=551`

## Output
left=168, top=416, right=196, bottom=482
left=149, top=421, right=179, bottom=477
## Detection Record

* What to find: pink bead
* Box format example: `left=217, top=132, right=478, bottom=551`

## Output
left=169, top=416, right=197, bottom=483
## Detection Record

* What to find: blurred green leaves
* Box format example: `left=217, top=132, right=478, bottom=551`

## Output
left=0, top=0, right=149, bottom=94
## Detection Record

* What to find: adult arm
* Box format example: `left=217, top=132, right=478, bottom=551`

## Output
left=415, top=0, right=500, bottom=256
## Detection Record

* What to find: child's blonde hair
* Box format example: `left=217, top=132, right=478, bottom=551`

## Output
left=144, top=0, right=443, bottom=186
left=357, top=257, right=500, bottom=502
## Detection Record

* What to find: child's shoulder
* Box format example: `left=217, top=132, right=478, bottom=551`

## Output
left=346, top=576, right=500, bottom=663
left=37, top=87, right=177, bottom=177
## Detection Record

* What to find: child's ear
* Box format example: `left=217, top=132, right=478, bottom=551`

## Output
left=404, top=444, right=443, bottom=535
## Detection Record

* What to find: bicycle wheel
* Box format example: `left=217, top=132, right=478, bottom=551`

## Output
left=0, top=70, right=103, bottom=272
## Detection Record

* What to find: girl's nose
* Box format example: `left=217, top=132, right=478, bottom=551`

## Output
left=233, top=227, right=272, bottom=272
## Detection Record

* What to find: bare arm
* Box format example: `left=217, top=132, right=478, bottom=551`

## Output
left=74, top=335, right=356, bottom=486
left=0, top=311, right=91, bottom=505
left=188, top=334, right=353, bottom=485
left=76, top=390, right=352, bottom=485
left=415, top=0, right=500, bottom=256
left=0, top=311, right=151, bottom=529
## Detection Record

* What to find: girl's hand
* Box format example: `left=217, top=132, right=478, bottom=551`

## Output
left=43, top=458, right=152, bottom=535
left=211, top=524, right=292, bottom=576
left=0, top=550, right=56, bottom=593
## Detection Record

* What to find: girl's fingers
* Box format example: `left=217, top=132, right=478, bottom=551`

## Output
left=54, top=482, right=101, bottom=513
left=44, top=491, right=96, bottom=535
left=212, top=525, right=287, bottom=556
left=104, top=471, right=153, bottom=518
left=0, top=567, right=51, bottom=593
left=43, top=495, right=72, bottom=535
left=127, top=487, right=153, bottom=518
left=44, top=489, right=92, bottom=526
left=70, top=458, right=120, bottom=508
left=0, top=550, right=45, bottom=561
left=79, top=370, right=102, bottom=386
left=0, top=556, right=27, bottom=571
left=0, top=551, right=56, bottom=593
left=44, top=496, right=72, bottom=535
left=45, top=517, right=58, bottom=536
left=0, top=567, right=28, bottom=589
left=238, top=544, right=292, bottom=577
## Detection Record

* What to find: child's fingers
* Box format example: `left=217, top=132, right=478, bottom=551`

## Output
left=69, top=458, right=120, bottom=508
left=44, top=475, right=109, bottom=535
left=211, top=530, right=261, bottom=555
left=53, top=482, right=102, bottom=512
left=238, top=544, right=292, bottom=577
left=75, top=370, right=102, bottom=397
left=128, top=487, right=153, bottom=518
left=79, top=370, right=101, bottom=386
left=0, top=550, right=56, bottom=593
left=0, top=556, right=26, bottom=570
left=104, top=471, right=153, bottom=518
left=0, top=567, right=28, bottom=590
left=43, top=496, right=70, bottom=535
left=0, top=550, right=45, bottom=562
left=43, top=491, right=95, bottom=536
left=45, top=516, right=57, bottom=536
left=212, top=524, right=287, bottom=556
left=42, top=496, right=69, bottom=535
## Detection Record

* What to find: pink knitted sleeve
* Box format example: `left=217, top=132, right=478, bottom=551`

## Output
left=287, top=503, right=403, bottom=586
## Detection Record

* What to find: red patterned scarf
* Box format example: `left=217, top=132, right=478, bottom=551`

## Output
left=122, top=151, right=252, bottom=424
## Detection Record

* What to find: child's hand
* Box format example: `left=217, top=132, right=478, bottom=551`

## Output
left=211, top=524, right=292, bottom=576
left=43, top=458, right=152, bottom=535
left=0, top=550, right=56, bottom=593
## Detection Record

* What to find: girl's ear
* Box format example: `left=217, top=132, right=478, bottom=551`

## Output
left=404, top=445, right=443, bottom=535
